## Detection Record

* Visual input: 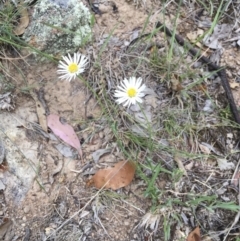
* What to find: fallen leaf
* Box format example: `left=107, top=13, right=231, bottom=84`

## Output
left=47, top=114, right=82, bottom=159
left=187, top=226, right=201, bottom=241
left=185, top=161, right=194, bottom=170
left=13, top=1, right=29, bottom=35
left=217, top=158, right=235, bottom=170
left=187, top=31, right=198, bottom=42
left=199, top=143, right=211, bottom=154
left=230, top=82, right=239, bottom=89
left=89, top=160, right=136, bottom=190
left=203, top=24, right=233, bottom=49
left=200, top=142, right=221, bottom=156
left=186, top=30, right=203, bottom=48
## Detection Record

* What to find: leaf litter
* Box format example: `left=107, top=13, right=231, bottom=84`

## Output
left=2, top=0, right=240, bottom=240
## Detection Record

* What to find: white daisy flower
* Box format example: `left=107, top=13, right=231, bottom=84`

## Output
left=57, top=53, right=88, bottom=81
left=114, top=77, right=146, bottom=108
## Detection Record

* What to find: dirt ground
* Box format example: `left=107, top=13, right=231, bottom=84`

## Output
left=1, top=0, right=240, bottom=241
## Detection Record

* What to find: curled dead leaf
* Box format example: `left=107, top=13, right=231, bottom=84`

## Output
left=13, top=2, right=29, bottom=35
left=187, top=226, right=201, bottom=241
left=89, top=160, right=136, bottom=190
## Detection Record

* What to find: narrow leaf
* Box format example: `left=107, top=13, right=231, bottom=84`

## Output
left=47, top=114, right=82, bottom=158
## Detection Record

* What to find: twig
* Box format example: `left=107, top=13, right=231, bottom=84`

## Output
left=156, top=21, right=240, bottom=125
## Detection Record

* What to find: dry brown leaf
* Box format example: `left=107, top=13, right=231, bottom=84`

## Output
left=187, top=226, right=201, bottom=241
left=89, top=160, right=136, bottom=190
left=13, top=2, right=29, bottom=35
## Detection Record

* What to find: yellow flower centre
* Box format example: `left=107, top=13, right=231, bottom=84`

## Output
left=127, top=88, right=137, bottom=98
left=68, top=63, right=79, bottom=73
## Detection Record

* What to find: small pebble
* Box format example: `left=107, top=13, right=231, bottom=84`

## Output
left=99, top=131, right=104, bottom=139
left=124, top=221, right=130, bottom=226
left=24, top=207, right=30, bottom=214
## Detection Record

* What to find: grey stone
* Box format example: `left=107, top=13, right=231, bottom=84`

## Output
left=23, top=0, right=92, bottom=55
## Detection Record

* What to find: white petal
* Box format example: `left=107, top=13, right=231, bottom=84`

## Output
left=135, top=77, right=143, bottom=89
left=114, top=92, right=126, bottom=98
left=135, top=97, right=143, bottom=103
left=122, top=78, right=130, bottom=88
left=116, top=97, right=128, bottom=104
left=139, top=84, right=146, bottom=92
